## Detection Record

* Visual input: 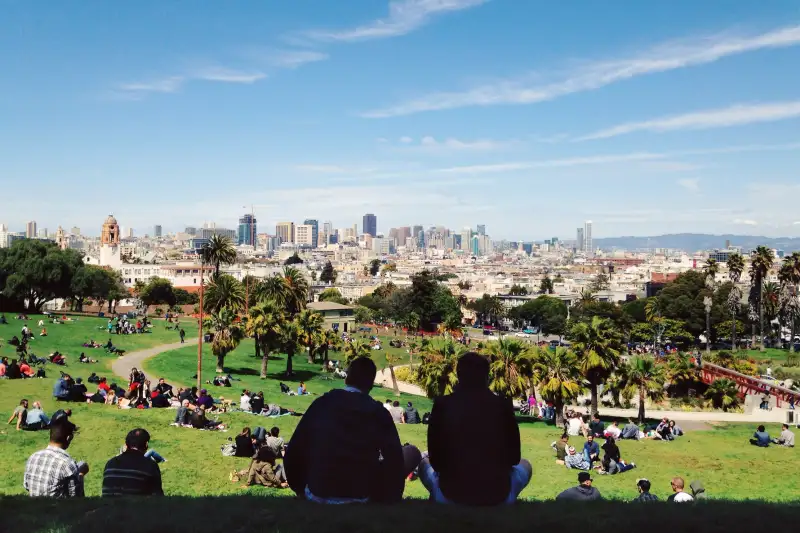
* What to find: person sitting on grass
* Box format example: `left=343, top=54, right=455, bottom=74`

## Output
left=196, top=389, right=215, bottom=410
left=564, top=446, right=591, bottom=471
left=419, top=352, right=532, bottom=506
left=285, top=357, right=421, bottom=504
left=552, top=433, right=570, bottom=464
left=566, top=411, right=588, bottom=438
left=102, top=428, right=164, bottom=497
left=583, top=435, right=600, bottom=465
left=235, top=427, right=256, bottom=458
left=237, top=447, right=288, bottom=489
left=265, top=427, right=285, bottom=458
left=78, top=353, right=97, bottom=364
left=773, top=424, right=795, bottom=447
left=249, top=391, right=265, bottom=415
left=297, top=382, right=309, bottom=395
left=588, top=414, right=605, bottom=438
left=69, top=378, right=89, bottom=403
left=150, top=388, right=170, bottom=408
left=190, top=407, right=221, bottom=430
left=667, top=477, right=694, bottom=502
left=10, top=399, right=29, bottom=430
left=599, top=437, right=636, bottom=475
left=174, top=400, right=192, bottom=425
left=556, top=471, right=602, bottom=501
left=40, top=327, right=48, bottom=337
left=604, top=421, right=622, bottom=440
left=53, top=374, right=72, bottom=401
left=19, top=361, right=35, bottom=378
left=633, top=478, right=659, bottom=502
left=750, top=425, right=771, bottom=447
left=155, top=378, right=173, bottom=397
left=50, top=352, right=66, bottom=365
left=656, top=417, right=674, bottom=441
left=105, top=389, right=118, bottom=406
left=404, top=401, right=420, bottom=424
left=24, top=419, right=86, bottom=498
left=240, top=390, right=251, bottom=412
left=668, top=420, right=684, bottom=437
left=690, top=480, right=706, bottom=500
left=620, top=419, right=640, bottom=440
left=389, top=400, right=404, bottom=424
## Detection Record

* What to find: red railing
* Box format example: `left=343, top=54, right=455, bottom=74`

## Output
left=700, top=361, right=800, bottom=408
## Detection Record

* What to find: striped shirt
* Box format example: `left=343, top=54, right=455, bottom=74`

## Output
left=102, top=451, right=163, bottom=497
left=24, top=446, right=84, bottom=498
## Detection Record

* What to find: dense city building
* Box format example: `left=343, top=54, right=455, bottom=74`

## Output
left=362, top=213, right=377, bottom=237
left=238, top=214, right=257, bottom=246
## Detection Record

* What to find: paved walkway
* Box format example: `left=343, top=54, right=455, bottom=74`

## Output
left=374, top=365, right=426, bottom=396
left=110, top=338, right=197, bottom=385
left=567, top=405, right=790, bottom=424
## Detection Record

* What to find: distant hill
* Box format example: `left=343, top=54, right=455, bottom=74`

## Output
left=593, top=233, right=800, bottom=253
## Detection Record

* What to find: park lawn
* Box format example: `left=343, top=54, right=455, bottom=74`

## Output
left=0, top=314, right=197, bottom=374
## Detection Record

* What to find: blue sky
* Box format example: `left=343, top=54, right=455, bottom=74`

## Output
left=2, top=0, right=800, bottom=240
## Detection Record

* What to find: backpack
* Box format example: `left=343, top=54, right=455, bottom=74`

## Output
left=422, top=412, right=431, bottom=424
left=220, top=442, right=237, bottom=456
left=36, top=368, right=46, bottom=378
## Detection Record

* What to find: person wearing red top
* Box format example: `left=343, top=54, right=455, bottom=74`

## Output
left=19, top=362, right=35, bottom=378
left=98, top=378, right=111, bottom=393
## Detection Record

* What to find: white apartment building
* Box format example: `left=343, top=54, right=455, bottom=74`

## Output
left=295, top=224, right=314, bottom=247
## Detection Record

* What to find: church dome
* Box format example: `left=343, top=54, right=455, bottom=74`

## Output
left=104, top=215, right=118, bottom=226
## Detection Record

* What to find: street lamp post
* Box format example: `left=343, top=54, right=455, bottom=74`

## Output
left=197, top=254, right=205, bottom=391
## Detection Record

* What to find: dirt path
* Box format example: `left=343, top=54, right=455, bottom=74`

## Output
left=110, top=338, right=197, bottom=384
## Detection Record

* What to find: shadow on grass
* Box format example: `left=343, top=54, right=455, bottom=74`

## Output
left=266, top=370, right=317, bottom=383
left=1, top=496, right=798, bottom=533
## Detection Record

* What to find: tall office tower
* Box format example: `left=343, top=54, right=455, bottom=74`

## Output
left=461, top=227, right=472, bottom=251
left=576, top=227, right=585, bottom=252
left=322, top=221, right=333, bottom=244
left=295, top=224, right=314, bottom=247
left=417, top=229, right=426, bottom=249
left=352, top=223, right=358, bottom=239
left=412, top=225, right=423, bottom=242
left=26, top=221, right=37, bottom=238
left=476, top=224, right=486, bottom=236
left=185, top=226, right=197, bottom=236
left=275, top=222, right=295, bottom=244
left=70, top=226, right=80, bottom=236
left=362, top=213, right=377, bottom=237
left=154, top=225, right=162, bottom=238
left=397, top=226, right=411, bottom=247
left=237, top=214, right=257, bottom=246
left=126, top=228, right=134, bottom=238
left=303, top=219, right=319, bottom=248
left=584, top=220, right=593, bottom=256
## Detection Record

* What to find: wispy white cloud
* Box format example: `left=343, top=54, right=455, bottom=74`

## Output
left=577, top=101, right=800, bottom=140
left=360, top=24, right=800, bottom=117
left=386, top=135, right=513, bottom=153
left=303, top=0, right=488, bottom=42
left=734, top=218, right=759, bottom=226
left=191, top=66, right=267, bottom=83
left=435, top=152, right=665, bottom=174
left=248, top=49, right=329, bottom=69
left=117, top=76, right=185, bottom=94
left=677, top=178, right=700, bottom=191
left=399, top=136, right=414, bottom=144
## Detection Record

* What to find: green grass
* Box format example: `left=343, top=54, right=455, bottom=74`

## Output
left=3, top=316, right=800, bottom=505
left=1, top=498, right=799, bottom=533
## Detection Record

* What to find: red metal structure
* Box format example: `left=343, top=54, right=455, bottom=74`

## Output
left=700, top=362, right=800, bottom=408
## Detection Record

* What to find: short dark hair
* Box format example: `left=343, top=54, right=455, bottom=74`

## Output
left=20, top=398, right=28, bottom=405
left=638, top=479, right=651, bottom=492
left=561, top=433, right=569, bottom=440
left=49, top=419, right=77, bottom=446
left=125, top=428, right=151, bottom=450
left=783, top=423, right=789, bottom=430
left=393, top=401, right=400, bottom=407
left=757, top=425, right=766, bottom=432
left=345, top=357, right=377, bottom=392
left=270, top=427, right=280, bottom=437
left=241, top=427, right=251, bottom=437
left=456, top=352, right=489, bottom=387
left=593, top=413, right=600, bottom=420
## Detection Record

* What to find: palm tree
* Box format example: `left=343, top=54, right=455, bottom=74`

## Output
left=727, top=253, right=745, bottom=350
left=703, top=259, right=719, bottom=354
left=253, top=275, right=288, bottom=310
left=297, top=309, right=325, bottom=363
left=779, top=254, right=800, bottom=353
left=203, top=274, right=245, bottom=314
left=319, top=329, right=342, bottom=363
left=705, top=378, right=741, bottom=411
left=577, top=288, right=597, bottom=307
left=645, top=298, right=665, bottom=352
left=201, top=234, right=237, bottom=277
left=279, top=319, right=302, bottom=377
left=203, top=306, right=244, bottom=373
left=667, top=352, right=697, bottom=393
left=282, top=266, right=309, bottom=315
left=749, top=246, right=774, bottom=350
left=343, top=339, right=372, bottom=364
left=569, top=316, right=623, bottom=415
left=484, top=337, right=534, bottom=399
left=246, top=300, right=284, bottom=378
left=532, top=347, right=583, bottom=426
left=762, top=281, right=780, bottom=340
left=622, top=355, right=667, bottom=423
left=384, top=352, right=402, bottom=397
left=416, top=338, right=465, bottom=398
left=605, top=363, right=634, bottom=408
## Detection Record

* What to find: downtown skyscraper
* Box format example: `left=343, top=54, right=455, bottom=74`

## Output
left=363, top=213, right=377, bottom=237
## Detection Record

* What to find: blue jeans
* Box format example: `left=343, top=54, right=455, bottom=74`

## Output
left=419, top=458, right=532, bottom=504
left=145, top=450, right=166, bottom=463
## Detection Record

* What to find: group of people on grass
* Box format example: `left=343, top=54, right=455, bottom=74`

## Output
left=383, top=399, right=421, bottom=424
left=227, top=426, right=289, bottom=488
left=566, top=411, right=684, bottom=442
left=106, top=315, right=151, bottom=336
left=8, top=399, right=72, bottom=431
left=556, top=473, right=705, bottom=502
left=23, top=420, right=164, bottom=497
left=239, top=389, right=300, bottom=418
left=750, top=424, right=795, bottom=447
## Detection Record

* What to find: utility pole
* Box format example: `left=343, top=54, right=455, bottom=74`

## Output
left=197, top=252, right=205, bottom=390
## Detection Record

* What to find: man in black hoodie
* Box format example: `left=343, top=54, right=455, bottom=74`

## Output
left=284, top=357, right=420, bottom=503
left=556, top=471, right=603, bottom=501
left=419, top=352, right=532, bottom=505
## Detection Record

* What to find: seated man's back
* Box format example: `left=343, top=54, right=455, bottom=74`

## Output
left=102, top=429, right=163, bottom=497
left=425, top=353, right=528, bottom=506
left=284, top=358, right=406, bottom=503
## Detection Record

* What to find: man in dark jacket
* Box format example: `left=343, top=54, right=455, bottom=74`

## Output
left=556, top=472, right=602, bottom=501
left=102, top=428, right=163, bottom=496
left=419, top=352, right=532, bottom=506
left=284, top=357, right=420, bottom=504
left=588, top=414, right=605, bottom=438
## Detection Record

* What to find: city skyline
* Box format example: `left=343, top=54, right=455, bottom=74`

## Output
left=2, top=2, right=800, bottom=237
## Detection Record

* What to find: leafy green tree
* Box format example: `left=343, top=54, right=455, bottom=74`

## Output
left=319, top=329, right=342, bottom=363
left=508, top=296, right=568, bottom=337
left=279, top=319, right=302, bottom=376
left=246, top=300, right=284, bottom=378
left=70, top=265, right=114, bottom=312
left=727, top=253, right=745, bottom=350
left=705, top=378, right=741, bottom=411
left=623, top=355, right=667, bottom=423
left=319, top=261, right=337, bottom=284
left=343, top=339, right=372, bottom=364
left=484, top=338, right=534, bottom=399
left=469, top=294, right=505, bottom=326
left=532, top=347, right=583, bottom=426
left=203, top=274, right=244, bottom=314
left=369, top=259, right=382, bottom=277
left=0, top=239, right=84, bottom=311
left=254, top=275, right=287, bottom=311
left=297, top=309, right=325, bottom=363
left=174, top=288, right=199, bottom=305
left=140, top=277, right=177, bottom=309
left=201, top=234, right=236, bottom=277
left=354, top=306, right=373, bottom=324
left=203, top=306, right=244, bottom=372
left=539, top=276, right=554, bottom=295
left=318, top=288, right=348, bottom=304
left=508, top=284, right=529, bottom=296
left=569, top=316, right=624, bottom=415
left=284, top=253, right=304, bottom=265
left=106, top=271, right=127, bottom=314
left=589, top=273, right=610, bottom=293
left=666, top=352, right=698, bottom=395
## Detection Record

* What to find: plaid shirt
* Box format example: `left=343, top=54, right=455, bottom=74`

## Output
left=24, top=446, right=84, bottom=498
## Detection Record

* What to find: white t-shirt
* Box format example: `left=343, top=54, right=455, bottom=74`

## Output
left=240, top=394, right=251, bottom=411
left=567, top=418, right=583, bottom=436
left=605, top=425, right=622, bottom=439
left=673, top=492, right=694, bottom=503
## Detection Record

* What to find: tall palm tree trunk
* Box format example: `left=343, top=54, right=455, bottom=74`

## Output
left=706, top=309, right=712, bottom=354
left=638, top=387, right=646, bottom=424
left=389, top=365, right=400, bottom=397
left=731, top=314, right=737, bottom=352
left=260, top=349, right=270, bottom=379
left=554, top=399, right=565, bottom=427
left=216, top=353, right=225, bottom=373
left=759, top=300, right=766, bottom=351
left=791, top=321, right=797, bottom=354
left=254, top=334, right=260, bottom=358
left=589, top=382, right=599, bottom=416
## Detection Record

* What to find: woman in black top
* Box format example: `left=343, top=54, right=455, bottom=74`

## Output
left=250, top=392, right=265, bottom=415
left=235, top=427, right=255, bottom=457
